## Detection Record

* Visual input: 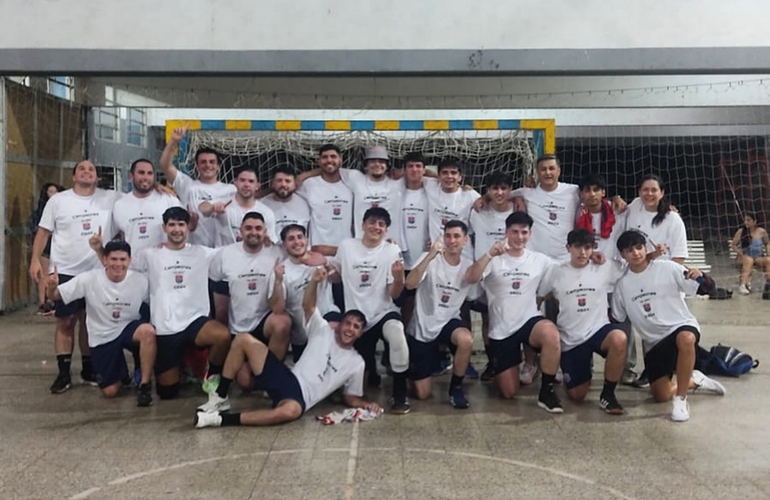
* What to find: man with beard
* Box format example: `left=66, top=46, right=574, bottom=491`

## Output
left=113, top=158, right=181, bottom=253
left=29, top=160, right=121, bottom=393
left=261, top=166, right=311, bottom=237
left=160, top=126, right=235, bottom=247
left=272, top=224, right=340, bottom=362
left=207, top=212, right=291, bottom=366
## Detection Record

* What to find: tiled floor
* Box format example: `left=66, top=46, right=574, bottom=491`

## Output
left=1, top=296, right=768, bottom=500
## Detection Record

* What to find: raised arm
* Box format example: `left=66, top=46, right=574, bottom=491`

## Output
left=199, top=199, right=231, bottom=218
left=389, top=258, right=405, bottom=299
left=159, top=125, right=188, bottom=185
left=268, top=258, right=286, bottom=314
left=465, top=240, right=506, bottom=283
left=302, top=266, right=327, bottom=322
left=405, top=240, right=442, bottom=290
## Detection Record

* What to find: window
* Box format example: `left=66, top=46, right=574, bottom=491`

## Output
left=96, top=166, right=118, bottom=190
left=127, top=108, right=146, bottom=147
left=47, top=76, right=74, bottom=100
left=95, top=108, right=120, bottom=141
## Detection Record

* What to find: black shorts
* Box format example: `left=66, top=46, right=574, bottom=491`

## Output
left=252, top=350, right=306, bottom=413
left=408, top=318, right=466, bottom=381
left=487, top=316, right=548, bottom=373
left=54, top=274, right=86, bottom=318
left=644, top=326, right=701, bottom=383
left=465, top=299, right=488, bottom=314
left=249, top=313, right=272, bottom=343
left=90, top=320, right=143, bottom=388
left=155, top=316, right=210, bottom=374
left=560, top=323, right=620, bottom=389
left=354, top=311, right=403, bottom=360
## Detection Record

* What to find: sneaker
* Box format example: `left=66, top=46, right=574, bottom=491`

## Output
left=465, top=364, right=480, bottom=380
left=631, top=374, right=650, bottom=389
left=80, top=369, right=98, bottom=387
left=201, top=373, right=220, bottom=394
left=37, top=302, right=55, bottom=316
left=367, top=370, right=381, bottom=388
left=555, top=368, right=563, bottom=385
left=197, top=392, right=231, bottom=413
left=480, top=363, right=496, bottom=382
left=738, top=284, right=750, bottom=295
left=390, top=397, right=411, bottom=415
left=692, top=370, right=726, bottom=396
left=194, top=410, right=223, bottom=428
left=50, top=373, right=72, bottom=394
left=519, top=362, right=539, bottom=385
left=449, top=386, right=469, bottom=409
left=671, top=395, right=690, bottom=422
left=432, top=357, right=453, bottom=377
left=599, top=392, right=625, bottom=415
left=137, top=384, right=153, bottom=407
left=620, top=369, right=638, bottom=386
left=537, top=390, right=564, bottom=414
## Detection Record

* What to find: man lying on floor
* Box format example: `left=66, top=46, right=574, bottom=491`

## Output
left=195, top=266, right=381, bottom=428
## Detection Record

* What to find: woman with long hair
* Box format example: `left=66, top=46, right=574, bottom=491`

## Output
left=625, top=174, right=688, bottom=264
left=29, top=182, right=64, bottom=314
left=731, top=213, right=770, bottom=296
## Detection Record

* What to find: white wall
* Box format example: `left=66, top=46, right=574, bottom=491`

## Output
left=2, top=0, right=769, bottom=50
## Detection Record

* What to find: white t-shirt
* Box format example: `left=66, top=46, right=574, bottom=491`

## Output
left=424, top=179, right=479, bottom=260
left=538, top=260, right=625, bottom=351
left=296, top=176, right=354, bottom=248
left=407, top=253, right=477, bottom=343
left=292, top=309, right=365, bottom=411
left=132, top=244, right=218, bottom=336
left=624, top=198, right=688, bottom=260
left=270, top=258, right=339, bottom=346
left=585, top=210, right=627, bottom=262
left=208, top=243, right=282, bottom=335
left=214, top=199, right=278, bottom=247
left=112, top=191, right=181, bottom=253
left=513, top=183, right=580, bottom=260
left=330, top=238, right=401, bottom=330
left=39, top=188, right=120, bottom=276
left=172, top=173, right=236, bottom=247
left=340, top=169, right=406, bottom=249
left=470, top=206, right=511, bottom=261
left=58, top=269, right=149, bottom=348
left=611, top=260, right=700, bottom=352
left=261, top=194, right=311, bottom=237
left=401, top=186, right=430, bottom=269
left=481, top=249, right=557, bottom=340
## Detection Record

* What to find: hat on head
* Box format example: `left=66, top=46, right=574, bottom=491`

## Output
left=364, top=146, right=389, bottom=162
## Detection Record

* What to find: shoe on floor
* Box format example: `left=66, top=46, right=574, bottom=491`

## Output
left=137, top=384, right=153, bottom=407
left=449, top=386, right=469, bottom=409
left=50, top=373, right=72, bottom=394
left=537, top=390, right=564, bottom=414
left=630, top=375, right=650, bottom=389
left=738, top=284, right=750, bottom=295
left=197, top=392, right=231, bottom=412
left=80, top=369, right=98, bottom=387
left=195, top=411, right=223, bottom=428
left=390, top=397, right=411, bottom=415
left=465, top=364, right=480, bottom=380
left=599, top=392, right=625, bottom=415
left=480, top=362, right=496, bottom=382
left=671, top=395, right=690, bottom=422
left=620, top=369, right=638, bottom=386
left=692, top=369, right=726, bottom=395
left=519, top=362, right=539, bottom=385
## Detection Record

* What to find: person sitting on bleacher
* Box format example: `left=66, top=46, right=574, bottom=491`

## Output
left=731, top=213, right=770, bottom=298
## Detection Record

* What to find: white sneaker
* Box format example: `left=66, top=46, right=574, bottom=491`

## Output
left=519, top=362, right=539, bottom=385
left=738, top=284, right=750, bottom=295
left=692, top=370, right=727, bottom=396
left=197, top=392, right=231, bottom=412
left=194, top=410, right=223, bottom=429
left=671, top=396, right=690, bottom=422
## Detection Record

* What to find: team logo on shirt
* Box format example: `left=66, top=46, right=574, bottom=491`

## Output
left=112, top=310, right=121, bottom=319
left=441, top=293, right=450, bottom=303
left=248, top=281, right=257, bottom=291
left=175, top=274, right=184, bottom=284
left=549, top=212, right=557, bottom=221
left=578, top=297, right=586, bottom=307
left=333, top=207, right=341, bottom=216
left=83, top=222, right=91, bottom=231
left=360, top=273, right=370, bottom=283
left=512, top=280, right=521, bottom=290
left=408, top=215, right=416, bottom=224
left=139, top=224, right=147, bottom=234
left=643, top=302, right=651, bottom=312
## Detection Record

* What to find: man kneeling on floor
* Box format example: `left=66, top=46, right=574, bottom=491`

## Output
left=195, top=266, right=381, bottom=427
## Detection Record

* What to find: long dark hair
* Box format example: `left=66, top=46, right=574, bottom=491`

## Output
left=739, top=213, right=757, bottom=249
left=640, top=174, right=670, bottom=227
left=36, top=183, right=63, bottom=217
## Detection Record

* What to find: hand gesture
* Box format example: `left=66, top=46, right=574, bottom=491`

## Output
left=488, top=239, right=507, bottom=258
left=391, top=259, right=405, bottom=277
left=187, top=207, right=199, bottom=232
left=47, top=266, right=59, bottom=294
left=274, top=258, right=285, bottom=281
left=611, top=195, right=627, bottom=214
left=89, top=226, right=103, bottom=251
left=311, top=266, right=328, bottom=282
left=428, top=238, right=444, bottom=258
left=213, top=200, right=232, bottom=214
left=170, top=125, right=188, bottom=144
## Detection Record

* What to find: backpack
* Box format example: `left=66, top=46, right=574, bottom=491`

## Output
left=696, top=344, right=759, bottom=377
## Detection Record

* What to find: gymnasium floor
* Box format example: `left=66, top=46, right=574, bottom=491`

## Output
left=1, top=295, right=768, bottom=500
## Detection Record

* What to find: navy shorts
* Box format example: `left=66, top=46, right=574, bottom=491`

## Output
left=560, top=323, right=621, bottom=389
left=488, top=316, right=548, bottom=373
left=253, top=350, right=306, bottom=413
left=55, top=274, right=86, bottom=318
left=155, top=316, right=210, bottom=374
left=249, top=313, right=272, bottom=343
left=644, top=326, right=701, bottom=383
left=408, top=318, right=466, bottom=381
left=90, top=320, right=144, bottom=388
left=354, top=311, right=403, bottom=362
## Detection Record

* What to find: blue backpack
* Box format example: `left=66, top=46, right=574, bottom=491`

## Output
left=698, top=344, right=759, bottom=377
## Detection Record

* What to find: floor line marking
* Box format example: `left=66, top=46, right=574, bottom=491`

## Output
left=344, top=422, right=360, bottom=500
